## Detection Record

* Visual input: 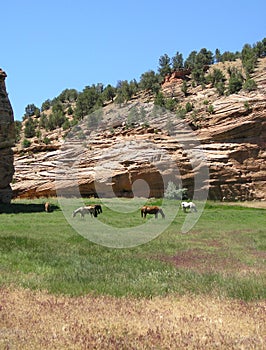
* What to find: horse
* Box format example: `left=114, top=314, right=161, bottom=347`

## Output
left=44, top=202, right=50, bottom=212
left=141, top=205, right=165, bottom=219
left=93, top=204, right=102, bottom=215
left=181, top=201, right=197, bottom=213
left=72, top=206, right=97, bottom=218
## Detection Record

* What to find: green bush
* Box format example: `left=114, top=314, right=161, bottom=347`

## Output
left=24, top=117, right=36, bottom=138
left=243, top=79, right=257, bottom=92
left=22, top=139, right=31, bottom=148
left=227, top=68, right=244, bottom=94
left=176, top=106, right=186, bottom=119
left=185, top=102, right=193, bottom=113
left=62, top=119, right=71, bottom=130
left=43, top=137, right=51, bottom=145
left=154, top=92, right=165, bottom=107
left=207, top=105, right=215, bottom=114
left=215, top=81, right=225, bottom=96
left=165, top=98, right=177, bottom=111
left=244, top=101, right=251, bottom=112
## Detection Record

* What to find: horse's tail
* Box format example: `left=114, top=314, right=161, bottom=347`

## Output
left=141, top=208, right=144, bottom=217
left=191, top=203, right=197, bottom=212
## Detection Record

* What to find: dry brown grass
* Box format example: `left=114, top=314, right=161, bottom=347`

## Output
left=0, top=287, right=265, bottom=349
left=220, top=201, right=266, bottom=209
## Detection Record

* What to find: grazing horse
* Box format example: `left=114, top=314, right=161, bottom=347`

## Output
left=44, top=202, right=50, bottom=212
left=141, top=205, right=165, bottom=219
left=93, top=204, right=102, bottom=215
left=72, top=206, right=97, bottom=218
left=181, top=201, right=197, bottom=213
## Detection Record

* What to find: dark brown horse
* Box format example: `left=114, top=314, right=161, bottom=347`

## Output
left=141, top=205, right=165, bottom=219
left=93, top=204, right=102, bottom=215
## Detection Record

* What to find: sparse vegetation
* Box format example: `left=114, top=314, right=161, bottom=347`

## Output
left=244, top=101, right=251, bottom=111
left=43, top=136, right=51, bottom=145
left=176, top=105, right=186, bottom=118
left=185, top=101, right=193, bottom=113
left=207, top=104, right=215, bottom=114
left=19, top=37, right=265, bottom=130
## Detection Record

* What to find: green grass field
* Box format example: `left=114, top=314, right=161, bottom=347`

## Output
left=0, top=198, right=265, bottom=301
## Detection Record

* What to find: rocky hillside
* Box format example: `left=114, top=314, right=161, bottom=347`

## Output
left=12, top=58, right=266, bottom=201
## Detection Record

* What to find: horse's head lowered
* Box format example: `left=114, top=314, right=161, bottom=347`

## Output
left=141, top=205, right=165, bottom=219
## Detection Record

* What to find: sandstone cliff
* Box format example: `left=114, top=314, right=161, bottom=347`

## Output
left=0, top=69, right=14, bottom=203
left=12, top=58, right=266, bottom=201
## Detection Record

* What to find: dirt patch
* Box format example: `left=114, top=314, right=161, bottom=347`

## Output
left=0, top=287, right=265, bottom=349
left=164, top=249, right=252, bottom=275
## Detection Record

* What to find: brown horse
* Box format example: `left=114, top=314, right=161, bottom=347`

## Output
left=44, top=202, right=50, bottom=212
left=141, top=205, right=165, bottom=219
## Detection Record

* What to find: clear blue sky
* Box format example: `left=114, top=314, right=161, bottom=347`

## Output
left=1, top=0, right=265, bottom=120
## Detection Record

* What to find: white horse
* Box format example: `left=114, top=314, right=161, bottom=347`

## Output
left=181, top=202, right=197, bottom=213
left=72, top=206, right=97, bottom=218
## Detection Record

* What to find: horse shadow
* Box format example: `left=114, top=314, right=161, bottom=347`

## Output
left=0, top=203, right=60, bottom=214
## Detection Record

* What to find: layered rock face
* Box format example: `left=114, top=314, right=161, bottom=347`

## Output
left=12, top=58, right=266, bottom=201
left=0, top=69, right=14, bottom=203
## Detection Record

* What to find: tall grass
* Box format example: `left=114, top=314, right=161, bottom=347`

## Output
left=0, top=198, right=265, bottom=300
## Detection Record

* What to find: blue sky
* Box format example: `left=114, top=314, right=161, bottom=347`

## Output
left=1, top=0, right=265, bottom=120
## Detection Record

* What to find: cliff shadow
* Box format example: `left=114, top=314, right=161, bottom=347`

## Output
left=0, top=203, right=59, bottom=214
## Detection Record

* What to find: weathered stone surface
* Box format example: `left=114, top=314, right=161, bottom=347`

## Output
left=0, top=68, right=14, bottom=203
left=12, top=58, right=266, bottom=201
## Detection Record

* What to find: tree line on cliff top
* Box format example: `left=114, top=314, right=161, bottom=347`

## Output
left=19, top=38, right=266, bottom=141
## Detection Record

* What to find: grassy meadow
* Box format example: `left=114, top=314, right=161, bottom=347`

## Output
left=0, top=198, right=265, bottom=301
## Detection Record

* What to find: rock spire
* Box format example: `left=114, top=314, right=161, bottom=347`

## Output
left=0, top=68, right=15, bottom=203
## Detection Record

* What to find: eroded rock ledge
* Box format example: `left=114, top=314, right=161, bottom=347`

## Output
left=12, top=58, right=266, bottom=201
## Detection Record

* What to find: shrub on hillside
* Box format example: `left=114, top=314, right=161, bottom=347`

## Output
left=22, top=139, right=31, bottom=148
left=164, top=181, right=188, bottom=200
left=243, top=78, right=257, bottom=92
